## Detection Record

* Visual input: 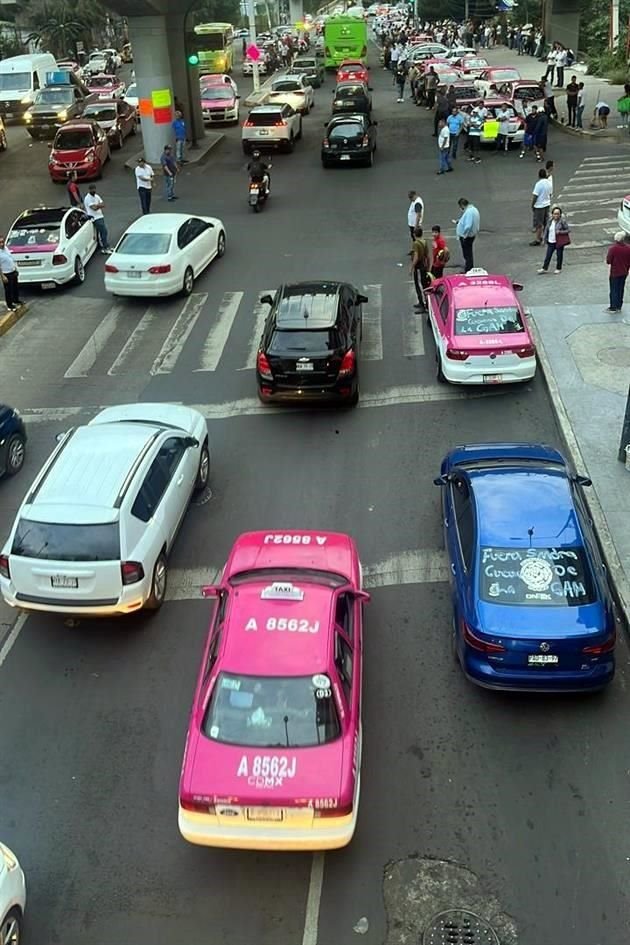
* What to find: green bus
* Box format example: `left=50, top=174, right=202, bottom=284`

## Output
left=193, top=22, right=234, bottom=74
left=323, top=15, right=368, bottom=69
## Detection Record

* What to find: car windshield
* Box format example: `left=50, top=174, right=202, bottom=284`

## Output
left=203, top=673, right=341, bottom=747
left=0, top=73, right=30, bottom=92
left=296, top=59, right=316, bottom=67
left=480, top=546, right=596, bottom=607
left=11, top=519, right=120, bottom=561
left=7, top=225, right=60, bottom=248
left=84, top=106, right=116, bottom=121
left=455, top=306, right=525, bottom=335
left=329, top=122, right=363, bottom=137
left=116, top=232, right=172, bottom=255
left=336, top=85, right=363, bottom=98
left=38, top=89, right=73, bottom=105
left=273, top=81, right=301, bottom=91
left=203, top=86, right=233, bottom=100
left=515, top=86, right=542, bottom=100
left=491, top=70, right=519, bottom=80
left=89, top=76, right=114, bottom=87
left=126, top=84, right=137, bottom=97
left=55, top=130, right=94, bottom=149
left=270, top=329, right=340, bottom=353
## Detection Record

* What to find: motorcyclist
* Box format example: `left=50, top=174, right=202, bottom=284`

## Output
left=247, top=150, right=271, bottom=196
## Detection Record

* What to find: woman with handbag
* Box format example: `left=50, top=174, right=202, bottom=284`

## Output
left=538, top=205, right=570, bottom=274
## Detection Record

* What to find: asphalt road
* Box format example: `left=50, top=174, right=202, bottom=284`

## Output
left=2, top=41, right=630, bottom=945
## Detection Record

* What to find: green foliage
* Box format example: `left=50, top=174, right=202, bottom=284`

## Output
left=190, top=0, right=243, bottom=26
left=22, top=0, right=110, bottom=56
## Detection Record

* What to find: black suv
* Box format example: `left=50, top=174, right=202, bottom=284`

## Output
left=331, top=82, right=372, bottom=117
left=255, top=281, right=367, bottom=406
left=25, top=81, right=92, bottom=139
left=322, top=113, right=377, bottom=167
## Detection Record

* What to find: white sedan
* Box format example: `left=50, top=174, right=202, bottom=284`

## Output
left=267, top=74, right=314, bottom=114
left=617, top=195, right=630, bottom=235
left=7, top=206, right=98, bottom=288
left=104, top=213, right=226, bottom=297
left=124, top=82, right=139, bottom=115
left=0, top=842, right=26, bottom=945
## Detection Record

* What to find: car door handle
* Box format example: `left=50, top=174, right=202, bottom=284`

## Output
left=450, top=563, right=456, bottom=575
left=444, top=518, right=449, bottom=528
left=177, top=474, right=184, bottom=486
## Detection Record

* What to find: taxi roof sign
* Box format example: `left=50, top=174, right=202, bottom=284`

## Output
left=261, top=582, right=304, bottom=601
left=46, top=70, right=73, bottom=85
left=464, top=268, right=489, bottom=276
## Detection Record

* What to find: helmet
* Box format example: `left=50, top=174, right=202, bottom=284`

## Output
left=252, top=149, right=261, bottom=158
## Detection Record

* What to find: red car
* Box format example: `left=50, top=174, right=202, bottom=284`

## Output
left=336, top=60, right=369, bottom=84
left=48, top=119, right=110, bottom=182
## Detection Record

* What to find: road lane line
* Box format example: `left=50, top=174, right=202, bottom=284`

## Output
left=402, top=281, right=425, bottom=357
left=0, top=612, right=28, bottom=669
left=302, top=853, right=325, bottom=945
left=238, top=290, right=274, bottom=370
left=108, top=307, right=157, bottom=375
left=361, top=284, right=384, bottom=360
left=363, top=549, right=449, bottom=587
left=194, top=291, right=242, bottom=372
left=64, top=303, right=123, bottom=378
left=151, top=293, right=208, bottom=375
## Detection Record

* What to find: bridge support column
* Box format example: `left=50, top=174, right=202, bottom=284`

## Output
left=543, top=0, right=580, bottom=55
left=289, top=0, right=303, bottom=27
left=127, top=15, right=174, bottom=164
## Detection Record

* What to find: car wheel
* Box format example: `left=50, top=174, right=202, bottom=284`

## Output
left=286, top=134, right=295, bottom=152
left=321, top=159, right=331, bottom=168
left=5, top=433, right=25, bottom=476
left=145, top=553, right=167, bottom=611
left=216, top=230, right=226, bottom=257
left=182, top=266, right=194, bottom=296
left=0, top=130, right=7, bottom=151
left=0, top=908, right=23, bottom=945
left=348, top=384, right=359, bottom=407
left=298, top=119, right=303, bottom=139
left=194, top=438, right=210, bottom=492
left=74, top=257, right=85, bottom=284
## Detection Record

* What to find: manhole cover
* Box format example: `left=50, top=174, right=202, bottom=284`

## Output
left=422, top=909, right=501, bottom=945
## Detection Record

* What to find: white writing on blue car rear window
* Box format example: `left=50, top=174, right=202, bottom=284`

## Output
left=455, top=306, right=525, bottom=335
left=480, top=547, right=596, bottom=606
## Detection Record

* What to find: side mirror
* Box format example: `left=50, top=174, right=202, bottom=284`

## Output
left=368, top=86, right=373, bottom=91
left=260, top=293, right=274, bottom=305
left=433, top=473, right=449, bottom=486
left=201, top=584, right=221, bottom=599
left=236, top=94, right=241, bottom=99
left=372, top=120, right=378, bottom=126
left=55, top=431, right=67, bottom=443
left=512, top=282, right=524, bottom=291
left=355, top=590, right=371, bottom=603
left=185, top=436, right=199, bottom=448
left=356, top=293, right=369, bottom=304
left=574, top=475, right=592, bottom=487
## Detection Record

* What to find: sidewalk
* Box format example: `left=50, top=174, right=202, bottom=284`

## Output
left=530, top=305, right=630, bottom=617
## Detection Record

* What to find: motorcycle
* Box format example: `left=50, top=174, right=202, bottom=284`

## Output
left=248, top=170, right=271, bottom=212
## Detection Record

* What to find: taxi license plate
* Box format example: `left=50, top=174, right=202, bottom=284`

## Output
left=17, top=260, right=41, bottom=267
left=51, top=575, right=78, bottom=588
left=127, top=271, right=142, bottom=278
left=340, top=154, right=351, bottom=161
left=296, top=362, right=314, bottom=371
left=257, top=128, right=269, bottom=135
left=483, top=374, right=503, bottom=384
left=247, top=807, right=283, bottom=821
left=528, top=654, right=559, bottom=665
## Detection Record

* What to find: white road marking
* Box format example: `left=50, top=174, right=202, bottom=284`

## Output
left=238, top=290, right=274, bottom=370
left=363, top=549, right=449, bottom=587
left=64, top=303, right=123, bottom=378
left=566, top=218, right=618, bottom=228
left=302, top=853, right=325, bottom=945
left=107, top=307, right=157, bottom=375
left=151, top=293, right=208, bottom=375
left=570, top=240, right=609, bottom=249
left=402, top=282, right=425, bottom=357
left=559, top=200, right=619, bottom=211
left=0, top=612, right=28, bottom=669
left=559, top=184, right=623, bottom=195
left=361, top=284, right=384, bottom=360
left=194, top=291, right=243, bottom=372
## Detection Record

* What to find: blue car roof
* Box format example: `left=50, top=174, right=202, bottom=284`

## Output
left=470, top=467, right=583, bottom=549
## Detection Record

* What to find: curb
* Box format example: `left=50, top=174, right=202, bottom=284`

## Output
left=124, top=133, right=225, bottom=171
left=530, top=314, right=630, bottom=630
left=0, top=303, right=28, bottom=338
left=550, top=118, right=624, bottom=141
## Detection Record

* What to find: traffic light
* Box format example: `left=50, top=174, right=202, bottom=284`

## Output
left=187, top=52, right=199, bottom=65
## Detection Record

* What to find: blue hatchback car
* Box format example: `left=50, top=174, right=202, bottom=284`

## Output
left=0, top=404, right=26, bottom=479
left=435, top=442, right=616, bottom=692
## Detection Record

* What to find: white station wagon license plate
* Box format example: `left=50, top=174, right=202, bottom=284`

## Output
left=17, top=260, right=42, bottom=267
left=483, top=374, right=503, bottom=384
left=296, top=362, right=314, bottom=371
left=528, top=654, right=559, bottom=665
left=51, top=575, right=78, bottom=588
left=247, top=806, right=283, bottom=821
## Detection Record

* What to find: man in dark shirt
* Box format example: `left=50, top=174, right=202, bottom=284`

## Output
left=566, top=75, right=579, bottom=127
left=520, top=105, right=539, bottom=159
left=606, top=232, right=630, bottom=312
left=160, top=145, right=178, bottom=201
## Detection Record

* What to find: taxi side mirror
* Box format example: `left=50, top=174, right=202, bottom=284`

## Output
left=512, top=282, right=524, bottom=291
left=201, top=584, right=220, bottom=598
left=355, top=590, right=371, bottom=603
left=356, top=293, right=369, bottom=304
left=260, top=294, right=274, bottom=305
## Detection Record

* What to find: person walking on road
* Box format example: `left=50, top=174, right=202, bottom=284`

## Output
left=172, top=110, right=187, bottom=164
left=495, top=105, right=511, bottom=152
left=530, top=167, right=553, bottom=245
left=447, top=105, right=465, bottom=159
left=534, top=108, right=549, bottom=161
left=431, top=224, right=449, bottom=278
left=395, top=62, right=406, bottom=102
left=66, top=170, right=83, bottom=207
left=437, top=119, right=452, bottom=174
left=537, top=205, right=570, bottom=274
left=0, top=235, right=22, bottom=312
left=84, top=185, right=112, bottom=254
left=407, top=190, right=424, bottom=238
left=455, top=197, right=480, bottom=272
left=606, top=232, right=630, bottom=312
left=135, top=156, right=155, bottom=214
left=425, top=67, right=438, bottom=109
left=160, top=144, right=178, bottom=201
left=410, top=225, right=431, bottom=312
left=520, top=105, right=539, bottom=158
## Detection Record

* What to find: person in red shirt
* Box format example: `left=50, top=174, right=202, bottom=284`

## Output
left=606, top=231, right=630, bottom=313
left=431, top=224, right=449, bottom=278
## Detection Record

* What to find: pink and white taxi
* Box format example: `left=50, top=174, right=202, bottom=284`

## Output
left=178, top=530, right=369, bottom=851
left=86, top=74, right=126, bottom=99
left=426, top=268, right=536, bottom=385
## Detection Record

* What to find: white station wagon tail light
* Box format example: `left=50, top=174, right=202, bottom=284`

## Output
left=121, top=561, right=145, bottom=585
left=0, top=554, right=10, bottom=579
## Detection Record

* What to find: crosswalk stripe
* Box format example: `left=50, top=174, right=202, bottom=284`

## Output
left=570, top=239, right=608, bottom=249
left=572, top=168, right=630, bottom=176
left=560, top=184, right=622, bottom=194
left=560, top=199, right=619, bottom=211
left=568, top=217, right=618, bottom=227
left=362, top=284, right=383, bottom=360
left=107, top=307, right=157, bottom=376
left=238, top=290, right=273, bottom=370
left=151, top=292, right=208, bottom=375
left=63, top=303, right=123, bottom=378
left=402, top=281, right=425, bottom=357
left=194, top=291, right=242, bottom=372
left=582, top=155, right=628, bottom=162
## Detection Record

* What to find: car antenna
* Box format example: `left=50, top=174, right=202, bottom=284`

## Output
left=283, top=714, right=290, bottom=747
left=528, top=526, right=534, bottom=547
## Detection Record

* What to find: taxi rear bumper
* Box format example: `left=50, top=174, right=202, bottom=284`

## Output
left=441, top=354, right=536, bottom=385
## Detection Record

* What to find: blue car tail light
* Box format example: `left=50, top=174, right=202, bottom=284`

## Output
left=582, top=629, right=616, bottom=656
left=462, top=620, right=505, bottom=654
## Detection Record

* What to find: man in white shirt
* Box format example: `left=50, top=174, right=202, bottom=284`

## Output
left=530, top=167, right=553, bottom=245
left=437, top=120, right=452, bottom=174
left=555, top=46, right=567, bottom=88
left=84, top=184, right=111, bottom=253
left=495, top=106, right=511, bottom=152
left=135, top=156, right=155, bottom=214
left=407, top=190, right=424, bottom=238
left=0, top=235, right=21, bottom=311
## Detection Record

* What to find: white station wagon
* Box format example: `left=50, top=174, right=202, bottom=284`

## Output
left=7, top=206, right=98, bottom=288
left=0, top=403, right=210, bottom=617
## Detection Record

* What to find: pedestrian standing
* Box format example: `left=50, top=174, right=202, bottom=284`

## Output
left=530, top=168, right=553, bottom=245
left=425, top=67, right=438, bottom=109
left=555, top=45, right=567, bottom=88
left=135, top=156, right=154, bottom=214
left=410, top=225, right=431, bottom=312
left=544, top=43, right=557, bottom=82
left=605, top=232, right=630, bottom=312
left=466, top=105, right=483, bottom=163
left=537, top=205, right=570, bottom=274
left=447, top=105, right=464, bottom=158
left=431, top=224, right=449, bottom=278
left=160, top=144, right=178, bottom=201
left=172, top=109, right=187, bottom=164
left=433, top=89, right=449, bottom=136
left=566, top=75, right=579, bottom=126
left=407, top=190, right=424, bottom=239
left=455, top=197, right=480, bottom=272
left=576, top=82, right=585, bottom=128
left=390, top=41, right=400, bottom=73
left=0, top=235, right=21, bottom=312
left=533, top=108, right=548, bottom=161
left=545, top=159, right=554, bottom=198
left=437, top=119, right=452, bottom=174
left=83, top=185, right=112, bottom=253
left=66, top=170, right=83, bottom=207
left=495, top=105, right=511, bottom=152
left=542, top=76, right=557, bottom=118
left=395, top=62, right=406, bottom=102
left=520, top=105, right=539, bottom=158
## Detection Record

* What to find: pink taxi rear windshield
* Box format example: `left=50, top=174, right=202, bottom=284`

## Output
left=204, top=673, right=340, bottom=747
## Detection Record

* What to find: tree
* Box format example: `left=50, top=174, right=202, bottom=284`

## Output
left=23, top=0, right=111, bottom=57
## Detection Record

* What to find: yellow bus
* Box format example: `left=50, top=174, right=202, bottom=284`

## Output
left=193, top=22, right=234, bottom=74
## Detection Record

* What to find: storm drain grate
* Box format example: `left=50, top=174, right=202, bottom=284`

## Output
left=422, top=909, right=501, bottom=945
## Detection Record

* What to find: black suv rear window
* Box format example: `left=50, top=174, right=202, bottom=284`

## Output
left=330, top=122, right=363, bottom=137
left=248, top=110, right=282, bottom=125
left=270, top=329, right=340, bottom=354
left=12, top=519, right=120, bottom=561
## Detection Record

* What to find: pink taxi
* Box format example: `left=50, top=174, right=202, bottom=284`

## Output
left=426, top=268, right=536, bottom=385
left=86, top=74, right=126, bottom=99
left=178, top=530, right=369, bottom=851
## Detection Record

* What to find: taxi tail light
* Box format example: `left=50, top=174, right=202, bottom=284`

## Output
left=462, top=620, right=505, bottom=653
left=257, top=351, right=273, bottom=380
left=0, top=554, right=9, bottom=579
left=180, top=795, right=216, bottom=814
left=105, top=263, right=119, bottom=273
left=243, top=119, right=254, bottom=127
left=121, top=561, right=145, bottom=585
left=515, top=343, right=535, bottom=358
left=52, top=254, right=67, bottom=266
left=583, top=630, right=616, bottom=655
left=148, top=264, right=171, bottom=274
left=314, top=802, right=352, bottom=818
left=445, top=347, right=469, bottom=361
left=338, top=349, right=356, bottom=377
left=274, top=119, right=287, bottom=127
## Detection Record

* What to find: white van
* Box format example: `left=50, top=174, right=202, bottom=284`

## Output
left=0, top=53, right=57, bottom=119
